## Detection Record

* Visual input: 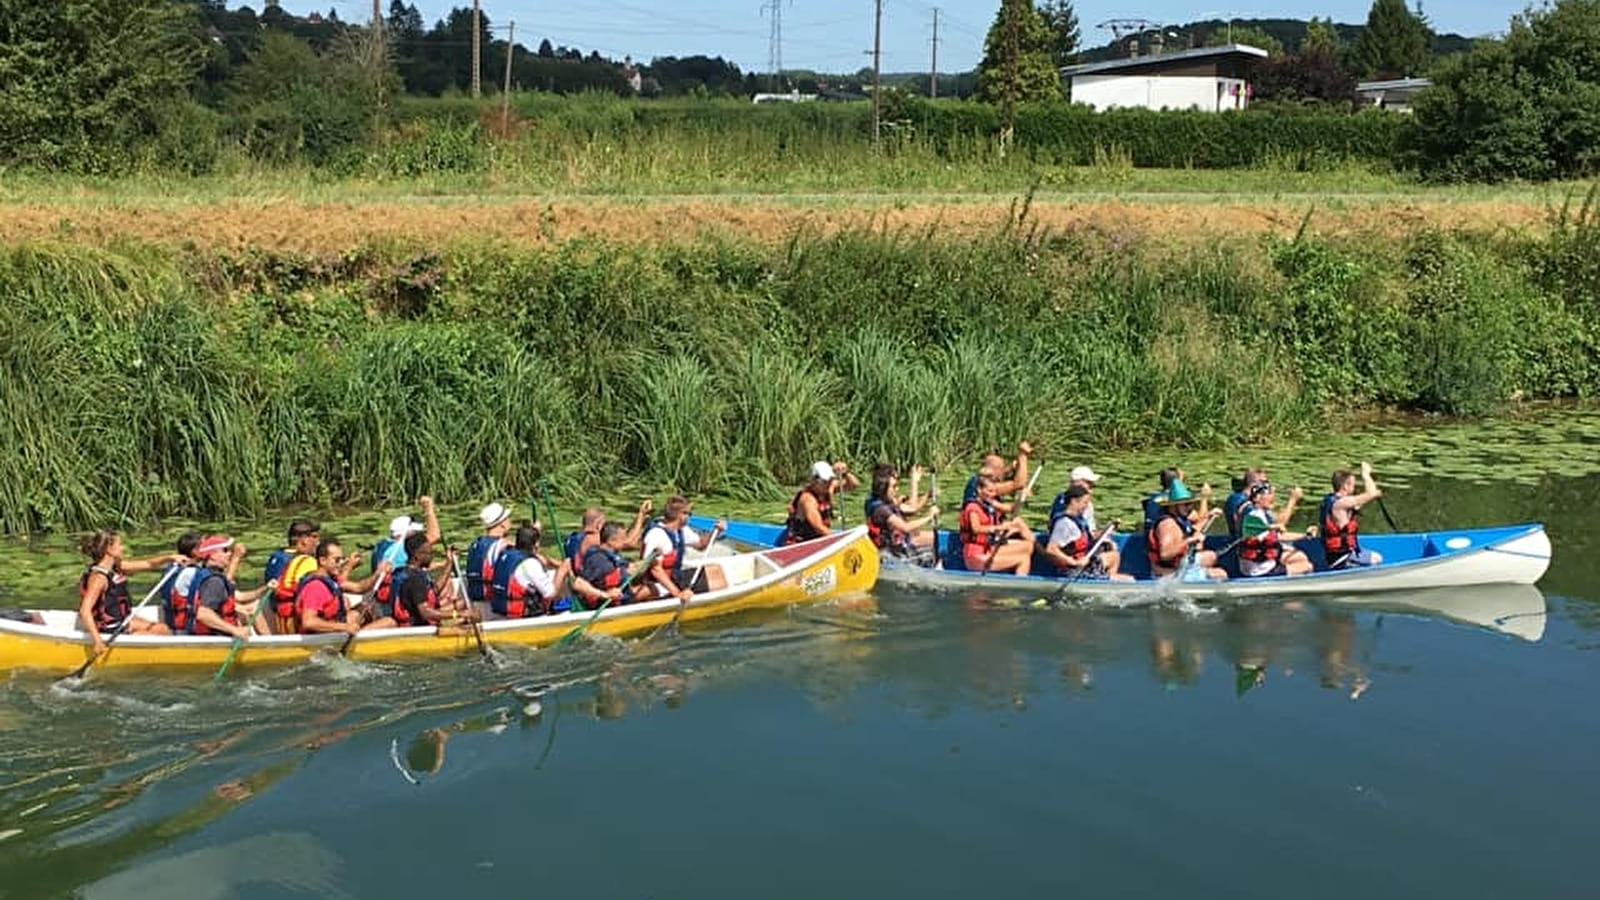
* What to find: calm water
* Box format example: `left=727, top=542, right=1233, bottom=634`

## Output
left=2, top=465, right=1598, bottom=896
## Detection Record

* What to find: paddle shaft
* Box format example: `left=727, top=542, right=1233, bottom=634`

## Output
left=213, top=580, right=275, bottom=683
left=555, top=550, right=660, bottom=647
left=69, top=566, right=178, bottom=680
left=1049, top=524, right=1118, bottom=602
left=1376, top=495, right=1402, bottom=532
left=929, top=472, right=941, bottom=568
left=444, top=544, right=487, bottom=657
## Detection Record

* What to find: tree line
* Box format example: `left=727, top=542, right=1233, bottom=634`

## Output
left=0, top=0, right=1595, bottom=182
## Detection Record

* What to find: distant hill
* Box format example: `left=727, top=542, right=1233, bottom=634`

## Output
left=1076, top=17, right=1476, bottom=62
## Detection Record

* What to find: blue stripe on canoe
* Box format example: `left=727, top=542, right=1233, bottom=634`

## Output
left=691, top=516, right=1546, bottom=583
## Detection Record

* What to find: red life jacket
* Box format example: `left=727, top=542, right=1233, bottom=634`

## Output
left=644, top=521, right=687, bottom=576
left=865, top=496, right=908, bottom=551
left=1238, top=504, right=1282, bottom=563
left=1055, top=513, right=1092, bottom=558
left=1320, top=493, right=1360, bottom=559
left=162, top=565, right=201, bottom=633
left=781, top=489, right=833, bottom=545
left=465, top=535, right=505, bottom=604
left=186, top=569, right=236, bottom=636
left=1146, top=513, right=1194, bottom=569
left=581, top=545, right=628, bottom=591
left=959, top=500, right=1001, bottom=552
left=293, top=574, right=351, bottom=632
left=268, top=551, right=312, bottom=619
left=378, top=570, right=421, bottom=626
left=79, top=565, right=131, bottom=630
left=491, top=548, right=550, bottom=618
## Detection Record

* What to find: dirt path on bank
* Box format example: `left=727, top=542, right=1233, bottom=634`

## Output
left=1, top=195, right=1551, bottom=251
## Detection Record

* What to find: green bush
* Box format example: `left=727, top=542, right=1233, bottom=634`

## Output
left=2, top=223, right=1597, bottom=533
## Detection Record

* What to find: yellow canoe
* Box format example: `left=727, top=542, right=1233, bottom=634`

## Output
left=1, top=527, right=879, bottom=676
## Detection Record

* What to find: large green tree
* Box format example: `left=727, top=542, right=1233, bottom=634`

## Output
left=0, top=0, right=203, bottom=170
left=1302, top=17, right=1341, bottom=56
left=1352, top=0, right=1433, bottom=78
left=1402, top=0, right=1600, bottom=181
left=1038, top=0, right=1080, bottom=68
left=978, top=0, right=1062, bottom=106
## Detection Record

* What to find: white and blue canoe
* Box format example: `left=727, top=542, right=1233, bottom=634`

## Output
left=691, top=517, right=1552, bottom=601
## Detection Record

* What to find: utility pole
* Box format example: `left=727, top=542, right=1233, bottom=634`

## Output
left=763, top=0, right=785, bottom=88
left=871, top=0, right=883, bottom=147
left=471, top=0, right=482, bottom=98
left=501, top=22, right=515, bottom=131
left=1002, top=0, right=1019, bottom=149
left=929, top=7, right=940, bottom=99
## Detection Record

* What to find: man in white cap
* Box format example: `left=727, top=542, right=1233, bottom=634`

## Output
left=1068, top=465, right=1102, bottom=531
left=373, top=495, right=441, bottom=573
left=464, top=501, right=513, bottom=618
left=779, top=460, right=858, bottom=545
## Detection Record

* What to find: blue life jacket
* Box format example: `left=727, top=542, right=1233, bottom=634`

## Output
left=1048, top=491, right=1071, bottom=535
left=371, top=538, right=393, bottom=574
left=563, top=531, right=585, bottom=563
left=1223, top=491, right=1250, bottom=541
left=263, top=548, right=293, bottom=586
left=464, top=536, right=503, bottom=603
left=489, top=548, right=531, bottom=617
left=1141, top=492, right=1164, bottom=529
left=963, top=474, right=980, bottom=504
left=643, top=520, right=685, bottom=577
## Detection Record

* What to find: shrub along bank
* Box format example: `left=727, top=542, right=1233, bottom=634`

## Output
left=0, top=211, right=1595, bottom=533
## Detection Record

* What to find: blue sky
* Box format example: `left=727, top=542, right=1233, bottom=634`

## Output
left=312, top=0, right=1519, bottom=73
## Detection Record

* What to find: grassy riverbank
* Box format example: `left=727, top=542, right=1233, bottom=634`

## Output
left=1, top=196, right=1596, bottom=533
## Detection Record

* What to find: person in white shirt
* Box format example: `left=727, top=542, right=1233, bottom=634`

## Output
left=642, top=495, right=728, bottom=600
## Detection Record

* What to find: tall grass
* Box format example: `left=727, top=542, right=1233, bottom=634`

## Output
left=1, top=217, right=1597, bottom=533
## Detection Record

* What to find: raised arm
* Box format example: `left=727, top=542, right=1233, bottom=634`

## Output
left=419, top=495, right=441, bottom=545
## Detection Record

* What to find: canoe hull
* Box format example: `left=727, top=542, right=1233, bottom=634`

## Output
left=693, top=517, right=1551, bottom=600
left=0, top=528, right=879, bottom=675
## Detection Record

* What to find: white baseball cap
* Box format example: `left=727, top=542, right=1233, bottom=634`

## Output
left=389, top=515, right=424, bottom=538
left=1070, top=465, right=1101, bottom=483
left=810, top=461, right=836, bottom=482
left=479, top=502, right=510, bottom=528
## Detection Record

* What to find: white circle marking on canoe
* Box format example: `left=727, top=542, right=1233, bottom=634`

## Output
left=1444, top=537, right=1471, bottom=550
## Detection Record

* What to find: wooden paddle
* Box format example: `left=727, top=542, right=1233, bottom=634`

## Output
left=66, top=566, right=179, bottom=681
left=443, top=545, right=488, bottom=658
left=553, top=549, right=660, bottom=648
left=929, top=471, right=942, bottom=569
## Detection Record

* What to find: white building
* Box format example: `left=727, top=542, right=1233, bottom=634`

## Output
left=1062, top=44, right=1270, bottom=112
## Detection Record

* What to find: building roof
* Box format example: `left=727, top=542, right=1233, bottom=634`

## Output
left=1356, top=78, right=1432, bottom=92
left=1062, top=44, right=1270, bottom=78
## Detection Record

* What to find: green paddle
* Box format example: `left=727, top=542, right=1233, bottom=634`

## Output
left=212, top=581, right=275, bottom=683
left=553, top=550, right=660, bottom=648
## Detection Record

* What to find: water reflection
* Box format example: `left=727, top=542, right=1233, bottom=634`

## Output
left=0, top=583, right=1557, bottom=896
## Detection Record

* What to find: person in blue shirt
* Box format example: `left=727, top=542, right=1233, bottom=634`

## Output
left=1223, top=468, right=1266, bottom=541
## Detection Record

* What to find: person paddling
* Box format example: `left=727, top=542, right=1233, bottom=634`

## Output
left=1142, top=467, right=1187, bottom=529
left=77, top=530, right=177, bottom=656
left=962, top=441, right=1034, bottom=512
left=491, top=521, right=610, bottom=618
left=579, top=523, right=655, bottom=606
left=642, top=495, right=728, bottom=600
left=464, top=503, right=513, bottom=618
left=297, top=539, right=394, bottom=632
left=163, top=535, right=272, bottom=638
left=382, top=534, right=478, bottom=628
left=1044, top=486, right=1131, bottom=581
left=263, top=519, right=321, bottom=634
left=1321, top=462, right=1385, bottom=569
left=1237, top=481, right=1316, bottom=577
left=960, top=475, right=1035, bottom=575
left=565, top=500, right=653, bottom=562
left=1224, top=469, right=1267, bottom=541
left=1146, top=481, right=1226, bottom=580
left=864, top=464, right=941, bottom=561
left=778, top=461, right=856, bottom=545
